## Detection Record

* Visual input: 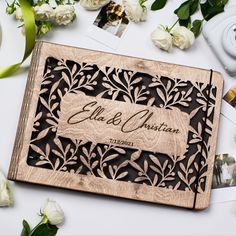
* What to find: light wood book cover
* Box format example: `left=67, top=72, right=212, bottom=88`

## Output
left=8, top=41, right=224, bottom=209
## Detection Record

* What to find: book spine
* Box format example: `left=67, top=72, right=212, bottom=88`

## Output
left=8, top=42, right=43, bottom=180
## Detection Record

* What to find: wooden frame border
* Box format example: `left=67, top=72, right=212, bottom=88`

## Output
left=8, top=41, right=224, bottom=209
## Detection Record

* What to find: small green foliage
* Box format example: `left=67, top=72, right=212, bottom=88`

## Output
left=200, top=0, right=228, bottom=21
left=31, top=224, right=58, bottom=236
left=151, top=0, right=168, bottom=11
left=20, top=220, right=31, bottom=236
left=191, top=19, right=203, bottom=37
left=151, top=0, right=229, bottom=38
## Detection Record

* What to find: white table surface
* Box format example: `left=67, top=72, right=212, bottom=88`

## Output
left=1, top=1, right=236, bottom=235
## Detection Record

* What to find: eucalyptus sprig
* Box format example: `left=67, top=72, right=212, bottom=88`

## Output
left=151, top=0, right=229, bottom=37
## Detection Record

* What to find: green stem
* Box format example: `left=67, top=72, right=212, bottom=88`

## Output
left=29, top=215, right=48, bottom=236
left=168, top=19, right=179, bottom=32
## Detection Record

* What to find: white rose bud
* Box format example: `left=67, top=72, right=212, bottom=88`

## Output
left=54, top=5, right=75, bottom=26
left=80, top=0, right=110, bottom=11
left=33, top=4, right=54, bottom=21
left=15, top=7, right=23, bottom=21
left=172, top=26, right=195, bottom=50
left=0, top=171, right=13, bottom=207
left=42, top=199, right=64, bottom=225
left=123, top=0, right=147, bottom=23
left=151, top=26, right=173, bottom=52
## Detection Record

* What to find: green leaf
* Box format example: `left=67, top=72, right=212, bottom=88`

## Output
left=200, top=0, right=228, bottom=21
left=179, top=18, right=191, bottom=28
left=189, top=0, right=199, bottom=15
left=174, top=1, right=190, bottom=20
left=20, top=220, right=31, bottom=236
left=151, top=0, right=168, bottom=11
left=208, top=0, right=217, bottom=6
left=31, top=224, right=58, bottom=236
left=191, top=19, right=203, bottom=37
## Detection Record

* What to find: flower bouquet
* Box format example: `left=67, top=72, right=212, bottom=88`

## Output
left=6, top=0, right=77, bottom=37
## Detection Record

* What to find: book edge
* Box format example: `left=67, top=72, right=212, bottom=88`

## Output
left=7, top=41, right=43, bottom=180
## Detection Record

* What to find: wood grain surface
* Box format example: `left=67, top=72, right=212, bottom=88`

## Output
left=8, top=41, right=224, bottom=210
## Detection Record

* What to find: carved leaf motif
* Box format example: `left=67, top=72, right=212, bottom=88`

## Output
left=153, top=174, right=158, bottom=186
left=62, top=72, right=70, bottom=85
left=52, top=149, right=64, bottom=159
left=103, top=154, right=119, bottom=163
left=135, top=176, right=147, bottom=182
left=174, top=181, right=181, bottom=190
left=46, top=144, right=50, bottom=157
left=180, top=163, right=186, bottom=173
left=84, top=85, right=94, bottom=91
left=102, top=82, right=112, bottom=89
left=112, top=90, right=119, bottom=100
left=123, top=95, right=131, bottom=103
left=113, top=147, right=126, bottom=154
left=97, top=169, right=106, bottom=178
left=150, top=155, right=161, bottom=168
left=40, top=97, right=50, bottom=110
left=54, top=158, right=60, bottom=170
left=46, top=119, right=57, bottom=126
left=82, top=147, right=89, bottom=157
left=116, top=171, right=128, bottom=180
left=178, top=171, right=187, bottom=183
left=130, top=150, right=141, bottom=161
left=109, top=165, right=114, bottom=178
left=92, top=160, right=99, bottom=169
left=30, top=144, right=45, bottom=157
left=71, top=64, right=77, bottom=75
left=34, top=112, right=42, bottom=122
left=166, top=80, right=172, bottom=91
left=35, top=161, right=50, bottom=166
left=50, top=79, right=61, bottom=96
left=118, top=160, right=129, bottom=168
left=187, top=155, right=196, bottom=169
left=147, top=97, right=155, bottom=106
left=131, top=77, right=142, bottom=85
left=54, top=138, right=64, bottom=152
left=112, top=74, right=125, bottom=86
left=80, top=156, right=89, bottom=169
left=173, top=92, right=180, bottom=102
left=150, top=165, right=161, bottom=174
left=163, top=160, right=168, bottom=171
left=144, top=160, right=148, bottom=173
left=156, top=87, right=165, bottom=103
left=137, top=96, right=147, bottom=101
left=189, top=176, right=196, bottom=186
left=129, top=162, right=143, bottom=172
left=32, top=127, right=50, bottom=142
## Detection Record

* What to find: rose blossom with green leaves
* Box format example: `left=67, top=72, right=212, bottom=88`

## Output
left=150, top=0, right=228, bottom=52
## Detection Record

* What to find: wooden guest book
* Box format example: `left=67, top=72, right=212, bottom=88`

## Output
left=8, top=42, right=223, bottom=209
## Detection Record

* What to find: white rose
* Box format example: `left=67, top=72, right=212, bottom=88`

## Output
left=172, top=26, right=195, bottom=50
left=15, top=7, right=23, bottom=21
left=42, top=199, right=64, bottom=225
left=54, top=5, right=75, bottom=26
left=123, top=0, right=146, bottom=23
left=33, top=4, right=54, bottom=21
left=0, top=171, right=13, bottom=207
left=151, top=26, right=173, bottom=52
left=80, top=0, right=110, bottom=10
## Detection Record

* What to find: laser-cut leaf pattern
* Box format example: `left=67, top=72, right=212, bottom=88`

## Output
left=27, top=57, right=217, bottom=193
